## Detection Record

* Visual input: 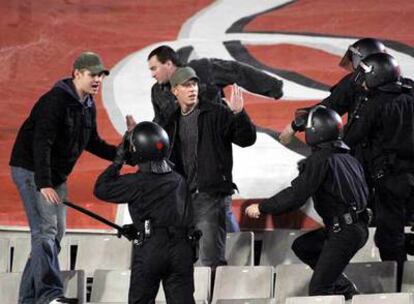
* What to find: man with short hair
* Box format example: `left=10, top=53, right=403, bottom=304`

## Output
left=148, top=44, right=282, bottom=232
left=165, top=66, right=256, bottom=268
left=10, top=52, right=118, bottom=304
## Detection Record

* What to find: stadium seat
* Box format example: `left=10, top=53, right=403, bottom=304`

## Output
left=216, top=300, right=276, bottom=303
left=350, top=228, right=381, bottom=263
left=0, top=272, right=22, bottom=304
left=11, top=237, right=70, bottom=272
left=90, top=269, right=130, bottom=303
left=72, top=235, right=132, bottom=277
left=61, top=270, right=86, bottom=304
left=0, top=238, right=10, bottom=272
left=274, top=261, right=398, bottom=303
left=226, top=231, right=254, bottom=266
left=344, top=261, right=397, bottom=293
left=0, top=270, right=84, bottom=304
left=351, top=293, right=413, bottom=304
left=156, top=266, right=211, bottom=303
left=195, top=232, right=255, bottom=267
left=274, top=264, right=313, bottom=304
left=401, top=260, right=414, bottom=293
left=260, top=229, right=309, bottom=266
left=286, top=295, right=345, bottom=304
left=212, top=266, right=274, bottom=304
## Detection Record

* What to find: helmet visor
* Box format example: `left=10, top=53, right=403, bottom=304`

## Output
left=339, top=46, right=363, bottom=71
left=352, top=61, right=373, bottom=86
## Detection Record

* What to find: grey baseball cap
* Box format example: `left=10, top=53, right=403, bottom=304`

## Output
left=170, top=67, right=199, bottom=87
left=73, top=52, right=110, bottom=75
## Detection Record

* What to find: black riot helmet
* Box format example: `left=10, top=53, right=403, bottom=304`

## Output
left=128, top=121, right=170, bottom=165
left=353, top=53, right=401, bottom=89
left=340, top=38, right=386, bottom=71
left=305, top=106, right=343, bottom=146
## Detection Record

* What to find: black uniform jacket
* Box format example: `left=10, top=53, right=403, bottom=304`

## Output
left=94, top=163, right=193, bottom=229
left=10, top=79, right=116, bottom=188
left=344, top=83, right=414, bottom=175
left=152, top=58, right=284, bottom=127
left=259, top=143, right=368, bottom=221
left=165, top=100, right=256, bottom=195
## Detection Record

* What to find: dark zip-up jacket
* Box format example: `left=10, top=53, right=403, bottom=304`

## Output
left=94, top=163, right=193, bottom=229
left=152, top=58, right=284, bottom=127
left=165, top=100, right=257, bottom=195
left=259, top=143, right=368, bottom=221
left=10, top=78, right=116, bottom=188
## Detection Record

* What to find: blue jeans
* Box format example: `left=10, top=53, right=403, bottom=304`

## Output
left=192, top=192, right=227, bottom=268
left=224, top=196, right=240, bottom=233
left=11, top=166, right=67, bottom=304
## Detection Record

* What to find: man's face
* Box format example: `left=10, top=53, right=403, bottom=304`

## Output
left=172, top=79, right=199, bottom=108
left=74, top=69, right=105, bottom=96
left=148, top=55, right=174, bottom=84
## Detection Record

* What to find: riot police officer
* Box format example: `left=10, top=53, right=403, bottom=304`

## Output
left=345, top=52, right=414, bottom=290
left=246, top=106, right=369, bottom=300
left=280, top=37, right=387, bottom=146
left=279, top=38, right=395, bottom=222
left=94, top=122, right=196, bottom=304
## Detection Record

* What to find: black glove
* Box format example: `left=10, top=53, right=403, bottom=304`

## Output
left=113, top=132, right=130, bottom=166
left=292, top=107, right=311, bottom=132
left=113, top=143, right=126, bottom=166
left=117, top=224, right=139, bottom=241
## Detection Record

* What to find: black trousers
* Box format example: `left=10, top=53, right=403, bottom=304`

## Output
left=291, top=222, right=368, bottom=298
left=129, top=232, right=195, bottom=304
left=374, top=173, right=414, bottom=289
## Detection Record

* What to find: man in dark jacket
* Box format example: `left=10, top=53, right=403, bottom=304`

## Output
left=148, top=45, right=281, bottom=233
left=246, top=106, right=369, bottom=300
left=165, top=66, right=256, bottom=268
left=94, top=122, right=196, bottom=304
left=345, top=53, right=414, bottom=289
left=9, top=52, right=117, bottom=304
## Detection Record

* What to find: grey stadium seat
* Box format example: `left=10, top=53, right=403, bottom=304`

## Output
left=0, top=238, right=10, bottom=272
left=212, top=266, right=274, bottom=304
left=156, top=266, right=211, bottom=304
left=344, top=261, right=397, bottom=294
left=351, top=293, right=413, bottom=304
left=286, top=295, right=345, bottom=304
left=260, top=229, right=310, bottom=266
left=11, top=237, right=70, bottom=272
left=72, top=235, right=132, bottom=277
left=90, top=269, right=130, bottom=303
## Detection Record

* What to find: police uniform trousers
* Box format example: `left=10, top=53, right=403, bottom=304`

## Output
left=129, top=230, right=195, bottom=304
left=374, top=172, right=414, bottom=290
left=291, top=220, right=368, bottom=299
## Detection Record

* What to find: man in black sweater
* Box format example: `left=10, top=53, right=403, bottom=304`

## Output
left=10, top=52, right=117, bottom=304
left=246, top=106, right=369, bottom=300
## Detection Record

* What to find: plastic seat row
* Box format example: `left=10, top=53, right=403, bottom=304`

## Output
left=0, top=231, right=254, bottom=275
left=0, top=227, right=382, bottom=274
left=2, top=261, right=414, bottom=304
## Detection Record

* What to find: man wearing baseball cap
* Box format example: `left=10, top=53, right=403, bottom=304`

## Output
left=165, top=67, right=256, bottom=269
left=10, top=51, right=117, bottom=304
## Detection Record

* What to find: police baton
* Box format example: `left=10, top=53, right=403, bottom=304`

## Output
left=62, top=201, right=138, bottom=241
